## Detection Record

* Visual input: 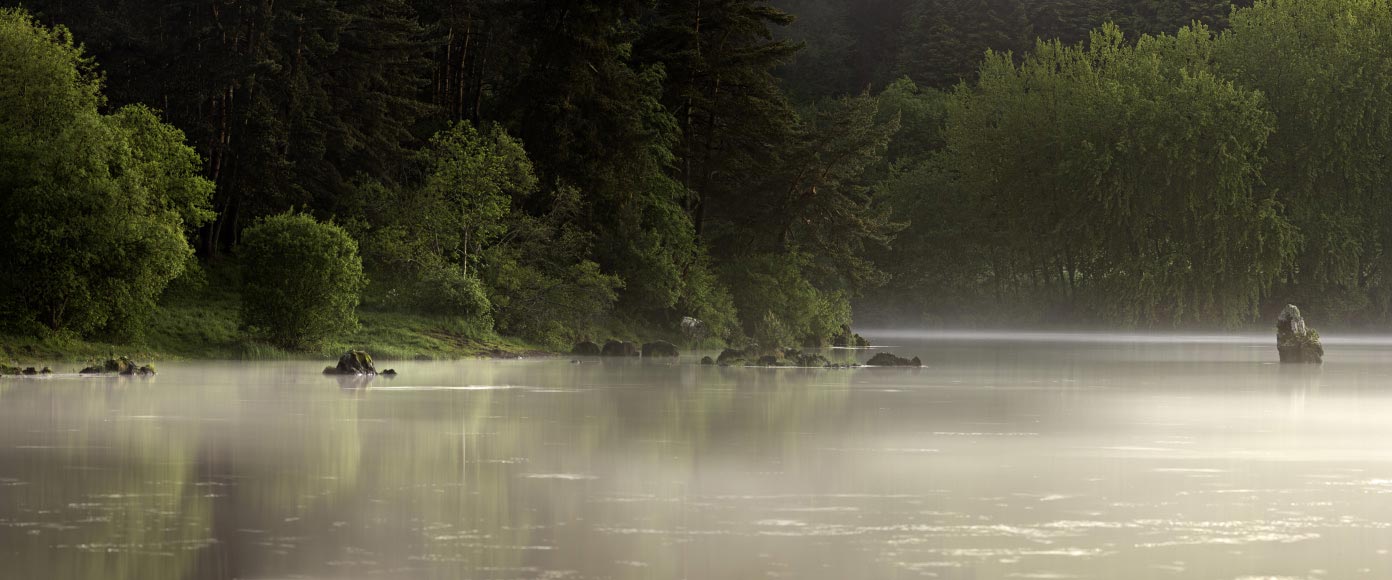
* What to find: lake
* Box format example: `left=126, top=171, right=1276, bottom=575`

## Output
left=2, top=332, right=1392, bottom=579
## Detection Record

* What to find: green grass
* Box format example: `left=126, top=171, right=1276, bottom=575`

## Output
left=0, top=291, right=547, bottom=366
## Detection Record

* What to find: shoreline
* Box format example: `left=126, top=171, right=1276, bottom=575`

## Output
left=0, top=301, right=556, bottom=366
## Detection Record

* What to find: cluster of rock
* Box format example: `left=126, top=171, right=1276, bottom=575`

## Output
left=79, top=357, right=155, bottom=375
left=571, top=340, right=681, bottom=358
left=830, top=324, right=871, bottom=348
left=0, top=364, right=52, bottom=375
left=711, top=347, right=846, bottom=368
left=323, top=350, right=397, bottom=376
left=1276, top=304, right=1324, bottom=364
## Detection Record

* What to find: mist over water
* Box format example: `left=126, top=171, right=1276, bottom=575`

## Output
left=3, top=332, right=1392, bottom=579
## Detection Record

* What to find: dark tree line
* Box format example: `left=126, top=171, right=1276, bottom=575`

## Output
left=774, top=0, right=1250, bottom=97
left=5, top=0, right=1391, bottom=347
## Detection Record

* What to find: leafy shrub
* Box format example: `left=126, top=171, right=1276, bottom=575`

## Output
left=238, top=213, right=367, bottom=349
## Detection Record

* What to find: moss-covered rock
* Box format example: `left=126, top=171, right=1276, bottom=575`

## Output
left=700, top=356, right=715, bottom=365
left=324, top=350, right=377, bottom=375
left=571, top=341, right=601, bottom=356
left=716, top=347, right=748, bottom=366
left=601, top=340, right=639, bottom=357
left=79, top=356, right=156, bottom=375
left=865, top=352, right=921, bottom=367
left=642, top=340, right=680, bottom=357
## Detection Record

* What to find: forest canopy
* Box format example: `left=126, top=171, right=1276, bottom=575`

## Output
left=2, top=0, right=1391, bottom=348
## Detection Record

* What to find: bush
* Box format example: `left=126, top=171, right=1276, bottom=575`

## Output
left=238, top=213, right=367, bottom=349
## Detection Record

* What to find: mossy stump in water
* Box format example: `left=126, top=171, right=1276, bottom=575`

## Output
left=1276, top=304, right=1324, bottom=364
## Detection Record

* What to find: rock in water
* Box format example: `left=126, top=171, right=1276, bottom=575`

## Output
left=1276, top=304, right=1324, bottom=364
left=324, top=350, right=378, bottom=375
left=78, top=357, right=156, bottom=375
left=571, top=341, right=601, bottom=356
left=865, top=352, right=921, bottom=367
left=641, top=340, right=680, bottom=357
left=601, top=340, right=639, bottom=357
left=716, top=348, right=747, bottom=366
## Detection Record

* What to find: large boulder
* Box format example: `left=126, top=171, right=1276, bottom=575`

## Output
left=324, top=350, right=377, bottom=375
left=601, top=340, right=639, bottom=357
left=1276, top=304, right=1324, bottom=364
left=865, top=352, right=921, bottom=367
left=716, top=347, right=748, bottom=366
left=571, top=341, right=601, bottom=356
left=642, top=340, right=680, bottom=357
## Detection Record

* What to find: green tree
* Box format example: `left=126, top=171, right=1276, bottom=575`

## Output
left=238, top=213, right=367, bottom=349
left=0, top=8, right=214, bottom=339
left=1216, top=0, right=1392, bottom=322
left=941, top=24, right=1291, bottom=325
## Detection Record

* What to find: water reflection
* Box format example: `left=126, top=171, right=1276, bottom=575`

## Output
left=2, top=336, right=1392, bottom=579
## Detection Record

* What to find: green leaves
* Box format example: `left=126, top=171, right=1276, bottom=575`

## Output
left=938, top=22, right=1290, bottom=325
left=0, top=9, right=213, bottom=339
left=238, top=213, right=368, bottom=349
left=1215, top=0, right=1392, bottom=319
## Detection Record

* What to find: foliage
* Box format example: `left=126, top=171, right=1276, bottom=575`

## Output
left=938, top=24, right=1291, bottom=325
left=722, top=253, right=851, bottom=347
left=18, top=0, right=1392, bottom=341
left=238, top=213, right=367, bottom=349
left=481, top=186, right=624, bottom=347
left=0, top=8, right=213, bottom=339
left=359, top=122, right=534, bottom=319
left=1215, top=0, right=1392, bottom=323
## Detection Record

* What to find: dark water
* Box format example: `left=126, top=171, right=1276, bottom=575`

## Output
left=3, top=333, right=1392, bottom=579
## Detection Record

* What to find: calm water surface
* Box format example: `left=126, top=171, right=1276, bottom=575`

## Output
left=3, top=333, right=1392, bottom=579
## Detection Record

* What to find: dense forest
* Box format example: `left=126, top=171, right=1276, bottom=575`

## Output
left=3, top=0, right=1392, bottom=353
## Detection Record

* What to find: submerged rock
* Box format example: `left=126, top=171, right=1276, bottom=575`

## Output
left=1276, top=304, right=1324, bottom=364
left=642, top=340, right=680, bottom=357
left=324, top=350, right=378, bottom=375
left=571, top=341, right=601, bottom=356
left=865, top=352, right=921, bottom=367
left=601, top=340, right=640, bottom=357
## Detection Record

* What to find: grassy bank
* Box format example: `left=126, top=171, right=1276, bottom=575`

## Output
left=0, top=291, right=546, bottom=365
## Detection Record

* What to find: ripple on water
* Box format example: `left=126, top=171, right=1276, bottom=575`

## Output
left=521, top=473, right=598, bottom=481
